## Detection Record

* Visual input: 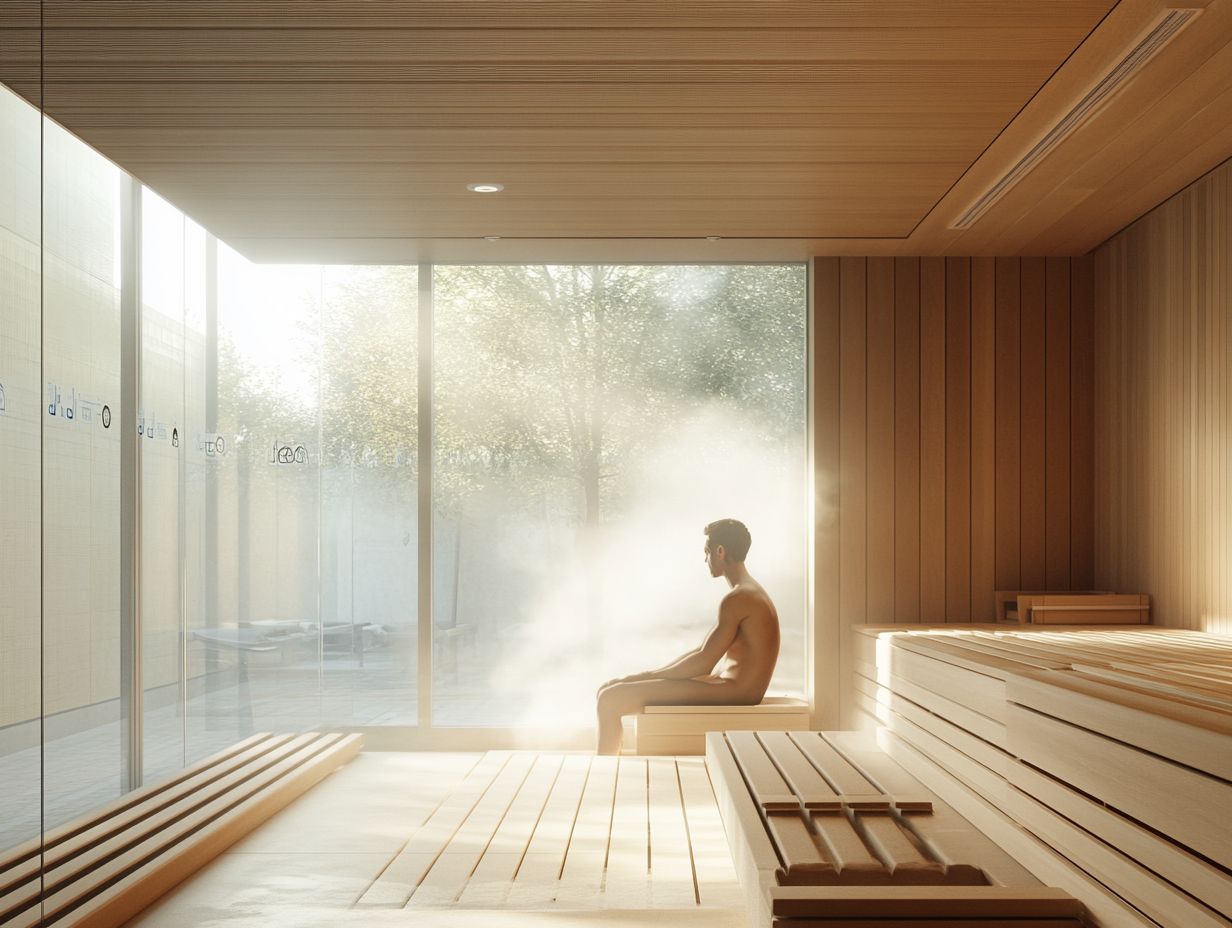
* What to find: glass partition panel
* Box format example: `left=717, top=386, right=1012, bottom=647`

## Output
left=213, top=251, right=323, bottom=735
left=140, top=189, right=188, bottom=781
left=432, top=264, right=807, bottom=727
left=40, top=117, right=125, bottom=825
left=0, top=78, right=43, bottom=854
left=318, top=266, right=418, bottom=727
left=181, top=220, right=219, bottom=763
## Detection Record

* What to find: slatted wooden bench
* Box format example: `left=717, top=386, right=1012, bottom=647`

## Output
left=634, top=696, right=809, bottom=755
left=706, top=728, right=1087, bottom=926
left=852, top=625, right=1232, bottom=928
left=0, top=731, right=362, bottom=928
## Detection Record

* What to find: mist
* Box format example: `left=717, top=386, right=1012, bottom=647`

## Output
left=481, top=401, right=808, bottom=729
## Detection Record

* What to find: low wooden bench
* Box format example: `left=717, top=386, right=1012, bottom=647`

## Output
left=707, top=728, right=1087, bottom=926
left=0, top=731, right=362, bottom=928
left=634, top=696, right=809, bottom=755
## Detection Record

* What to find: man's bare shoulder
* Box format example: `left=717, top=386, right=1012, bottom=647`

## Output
left=719, top=581, right=777, bottom=619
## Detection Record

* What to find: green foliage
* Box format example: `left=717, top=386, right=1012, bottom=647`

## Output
left=220, top=263, right=806, bottom=528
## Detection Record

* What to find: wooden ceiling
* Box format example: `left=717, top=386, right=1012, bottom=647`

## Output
left=2, top=0, right=1231, bottom=261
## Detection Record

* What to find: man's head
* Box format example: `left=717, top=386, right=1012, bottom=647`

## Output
left=704, top=518, right=751, bottom=576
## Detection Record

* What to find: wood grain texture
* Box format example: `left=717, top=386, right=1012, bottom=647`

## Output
left=855, top=626, right=1232, bottom=928
left=825, top=258, right=1093, bottom=715
left=0, top=1, right=1131, bottom=258
left=945, top=258, right=972, bottom=622
left=994, top=257, right=1022, bottom=594
left=970, top=257, right=996, bottom=621
left=838, top=257, right=868, bottom=725
left=1093, top=156, right=1232, bottom=634
left=866, top=257, right=896, bottom=623
left=919, top=258, right=947, bottom=622
left=894, top=257, right=921, bottom=623
left=1020, top=257, right=1048, bottom=590
left=1070, top=255, right=1095, bottom=590
left=1045, top=257, right=1072, bottom=590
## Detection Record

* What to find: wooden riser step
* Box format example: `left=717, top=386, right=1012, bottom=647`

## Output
left=0, top=731, right=362, bottom=928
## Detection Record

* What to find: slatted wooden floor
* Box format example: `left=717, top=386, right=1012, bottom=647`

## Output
left=353, top=752, right=742, bottom=912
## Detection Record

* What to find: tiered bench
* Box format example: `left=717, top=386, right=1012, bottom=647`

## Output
left=0, top=731, right=361, bottom=928
left=851, top=625, right=1232, bottom=928
left=706, top=728, right=1085, bottom=926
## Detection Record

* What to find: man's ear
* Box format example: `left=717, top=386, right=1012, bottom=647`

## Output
left=715, top=544, right=727, bottom=561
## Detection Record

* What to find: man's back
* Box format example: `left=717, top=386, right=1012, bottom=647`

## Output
left=712, top=575, right=779, bottom=701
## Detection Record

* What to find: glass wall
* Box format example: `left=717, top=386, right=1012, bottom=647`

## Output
left=0, top=72, right=807, bottom=881
left=0, top=72, right=43, bottom=856
left=41, top=112, right=125, bottom=828
left=433, top=265, right=808, bottom=727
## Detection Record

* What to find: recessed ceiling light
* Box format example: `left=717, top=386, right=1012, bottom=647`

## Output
left=483, top=235, right=501, bottom=241
left=467, top=183, right=504, bottom=193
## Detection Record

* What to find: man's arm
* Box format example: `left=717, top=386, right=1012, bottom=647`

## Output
left=618, top=598, right=744, bottom=682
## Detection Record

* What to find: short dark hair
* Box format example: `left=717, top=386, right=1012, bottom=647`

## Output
left=704, top=518, right=751, bottom=562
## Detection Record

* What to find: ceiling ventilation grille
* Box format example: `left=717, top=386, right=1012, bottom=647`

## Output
left=950, top=8, right=1200, bottom=231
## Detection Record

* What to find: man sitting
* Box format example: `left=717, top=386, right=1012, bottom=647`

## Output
left=595, top=518, right=780, bottom=755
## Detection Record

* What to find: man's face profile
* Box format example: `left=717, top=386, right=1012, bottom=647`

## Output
left=704, top=542, right=725, bottom=577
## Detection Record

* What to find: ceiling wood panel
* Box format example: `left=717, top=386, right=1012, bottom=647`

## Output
left=38, top=2, right=1117, bottom=31
left=3, top=0, right=1230, bottom=258
left=33, top=27, right=1091, bottom=63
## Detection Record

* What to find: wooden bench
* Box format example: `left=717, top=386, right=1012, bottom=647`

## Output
left=706, top=728, right=1086, bottom=926
left=851, top=625, right=1232, bottom=928
left=0, top=731, right=362, bottom=928
left=634, top=696, right=809, bottom=755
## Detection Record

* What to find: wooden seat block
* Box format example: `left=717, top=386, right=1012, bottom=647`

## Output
left=635, top=697, right=809, bottom=755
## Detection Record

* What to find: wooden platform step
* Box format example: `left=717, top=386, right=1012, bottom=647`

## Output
left=0, top=731, right=362, bottom=928
left=706, top=728, right=1082, bottom=926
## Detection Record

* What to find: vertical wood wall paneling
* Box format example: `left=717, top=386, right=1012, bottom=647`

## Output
left=994, top=258, right=1022, bottom=594
left=1093, top=156, right=1232, bottom=634
left=1092, top=245, right=1112, bottom=588
left=813, top=258, right=841, bottom=729
left=1163, top=196, right=1183, bottom=625
left=816, top=253, right=1099, bottom=660
left=1020, top=257, right=1048, bottom=589
left=1070, top=255, right=1095, bottom=590
left=919, top=258, right=947, bottom=622
left=838, top=256, right=867, bottom=726
left=970, top=258, right=996, bottom=621
left=945, top=258, right=971, bottom=622
left=1187, top=178, right=1207, bottom=630
left=894, top=257, right=921, bottom=622
left=1045, top=257, right=1072, bottom=589
left=866, top=258, right=896, bottom=622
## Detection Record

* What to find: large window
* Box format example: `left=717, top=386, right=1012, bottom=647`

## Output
left=0, top=78, right=809, bottom=869
left=432, top=265, right=807, bottom=726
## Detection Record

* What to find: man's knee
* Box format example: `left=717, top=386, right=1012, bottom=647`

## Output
left=597, top=681, right=642, bottom=717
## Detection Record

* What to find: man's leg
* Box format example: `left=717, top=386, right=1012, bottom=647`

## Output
left=595, top=678, right=750, bottom=755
